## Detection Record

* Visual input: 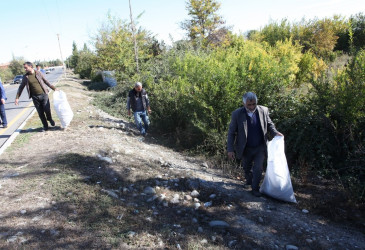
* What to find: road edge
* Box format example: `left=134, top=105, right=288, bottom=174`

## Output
left=0, top=108, right=37, bottom=156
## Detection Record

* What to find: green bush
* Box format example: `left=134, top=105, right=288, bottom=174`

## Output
left=277, top=50, right=365, bottom=202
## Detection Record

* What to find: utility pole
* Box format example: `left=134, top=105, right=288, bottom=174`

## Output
left=57, top=33, right=66, bottom=74
left=129, top=0, right=139, bottom=73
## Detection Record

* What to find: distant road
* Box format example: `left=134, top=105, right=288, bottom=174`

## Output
left=0, top=68, right=64, bottom=149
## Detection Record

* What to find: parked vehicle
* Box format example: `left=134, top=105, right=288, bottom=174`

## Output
left=45, top=68, right=51, bottom=74
left=13, top=75, right=23, bottom=84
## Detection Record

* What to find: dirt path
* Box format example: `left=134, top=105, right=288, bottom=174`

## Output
left=0, top=76, right=364, bottom=249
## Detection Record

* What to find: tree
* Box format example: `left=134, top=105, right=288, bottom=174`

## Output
left=0, top=68, right=13, bottom=82
left=9, top=57, right=25, bottom=76
left=93, top=14, right=155, bottom=83
left=69, top=41, right=79, bottom=69
left=351, top=12, right=365, bottom=50
left=181, top=0, right=226, bottom=47
left=75, top=47, right=96, bottom=79
left=260, top=19, right=292, bottom=46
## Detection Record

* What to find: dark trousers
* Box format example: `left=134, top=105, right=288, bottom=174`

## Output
left=0, top=103, right=7, bottom=126
left=32, top=94, right=53, bottom=129
left=241, top=144, right=266, bottom=191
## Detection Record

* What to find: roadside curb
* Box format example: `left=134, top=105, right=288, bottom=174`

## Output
left=0, top=108, right=37, bottom=156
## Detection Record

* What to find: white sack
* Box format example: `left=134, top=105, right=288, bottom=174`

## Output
left=53, top=90, right=73, bottom=128
left=260, top=136, right=297, bottom=203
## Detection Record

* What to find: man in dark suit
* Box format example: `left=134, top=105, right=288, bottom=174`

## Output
left=227, top=92, right=283, bottom=197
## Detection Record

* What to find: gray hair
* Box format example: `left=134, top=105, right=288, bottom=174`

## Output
left=135, top=82, right=142, bottom=88
left=242, top=92, right=258, bottom=104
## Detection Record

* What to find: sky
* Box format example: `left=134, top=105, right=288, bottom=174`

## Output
left=0, top=0, right=364, bottom=64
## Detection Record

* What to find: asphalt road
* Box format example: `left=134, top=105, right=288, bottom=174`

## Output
left=0, top=68, right=64, bottom=149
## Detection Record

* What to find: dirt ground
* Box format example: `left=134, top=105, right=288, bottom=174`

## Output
left=0, top=75, right=364, bottom=249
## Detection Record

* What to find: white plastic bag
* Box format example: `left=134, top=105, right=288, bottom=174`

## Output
left=260, top=136, right=297, bottom=203
left=53, top=90, right=73, bottom=128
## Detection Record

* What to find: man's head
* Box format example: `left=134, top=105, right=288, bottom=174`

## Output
left=23, top=62, right=34, bottom=74
left=134, top=82, right=142, bottom=92
left=36, top=64, right=41, bottom=70
left=243, top=92, right=258, bottom=112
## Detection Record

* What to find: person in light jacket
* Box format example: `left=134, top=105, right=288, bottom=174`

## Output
left=227, top=92, right=283, bottom=197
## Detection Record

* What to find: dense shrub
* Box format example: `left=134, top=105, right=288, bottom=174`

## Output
left=144, top=37, right=324, bottom=151
left=277, top=50, right=365, bottom=202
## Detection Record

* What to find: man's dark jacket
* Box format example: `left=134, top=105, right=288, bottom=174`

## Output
left=16, top=70, right=56, bottom=99
left=227, top=105, right=279, bottom=159
left=128, top=88, right=149, bottom=112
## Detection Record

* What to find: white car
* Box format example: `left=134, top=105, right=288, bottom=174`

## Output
left=45, top=69, right=51, bottom=74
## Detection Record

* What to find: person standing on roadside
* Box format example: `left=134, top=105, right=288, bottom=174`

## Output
left=227, top=92, right=283, bottom=197
left=126, top=82, right=151, bottom=136
left=15, top=62, right=57, bottom=132
left=0, top=80, right=8, bottom=128
left=36, top=64, right=46, bottom=75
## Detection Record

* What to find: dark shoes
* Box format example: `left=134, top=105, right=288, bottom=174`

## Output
left=251, top=190, right=262, bottom=197
left=41, top=127, right=49, bottom=132
left=49, top=120, right=55, bottom=126
left=3, top=125, right=8, bottom=128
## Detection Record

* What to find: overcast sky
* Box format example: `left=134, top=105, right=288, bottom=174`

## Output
left=0, top=0, right=363, bottom=63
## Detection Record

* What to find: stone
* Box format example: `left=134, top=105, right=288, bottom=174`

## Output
left=198, top=227, right=203, bottom=233
left=258, top=217, right=264, bottom=223
left=191, top=190, right=200, bottom=197
left=98, top=156, right=113, bottom=163
left=200, top=239, right=208, bottom=244
left=184, top=195, right=192, bottom=201
left=50, top=229, right=59, bottom=236
left=143, top=186, right=156, bottom=195
left=147, top=195, right=158, bottom=202
left=127, top=231, right=136, bottom=238
left=7, top=236, right=17, bottom=243
left=201, top=162, right=209, bottom=168
left=194, top=203, right=201, bottom=210
left=4, top=172, right=20, bottom=178
left=302, top=209, right=309, bottom=214
left=20, top=210, right=27, bottom=214
left=204, top=201, right=212, bottom=207
left=192, top=218, right=198, bottom=223
left=101, top=189, right=119, bottom=199
left=193, top=198, right=200, bottom=202
left=209, top=220, right=230, bottom=228
left=228, top=240, right=237, bottom=248
left=171, top=194, right=180, bottom=204
left=286, top=245, right=299, bottom=250
left=209, top=194, right=217, bottom=199
left=306, top=239, right=313, bottom=243
left=158, top=194, right=166, bottom=201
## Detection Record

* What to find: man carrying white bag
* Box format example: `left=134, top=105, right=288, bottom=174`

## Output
left=260, top=136, right=297, bottom=203
left=53, top=90, right=73, bottom=129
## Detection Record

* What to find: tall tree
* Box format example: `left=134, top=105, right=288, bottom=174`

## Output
left=181, top=0, right=225, bottom=47
left=70, top=41, right=79, bottom=69
left=351, top=12, right=365, bottom=50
